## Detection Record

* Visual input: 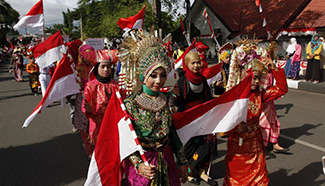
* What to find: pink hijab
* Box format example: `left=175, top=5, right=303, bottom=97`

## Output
left=291, top=44, right=302, bottom=64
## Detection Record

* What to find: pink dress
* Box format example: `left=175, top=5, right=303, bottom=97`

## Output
left=82, top=79, right=118, bottom=145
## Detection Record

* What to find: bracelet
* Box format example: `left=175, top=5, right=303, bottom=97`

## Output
left=172, top=93, right=179, bottom=98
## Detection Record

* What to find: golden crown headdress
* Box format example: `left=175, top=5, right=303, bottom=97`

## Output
left=118, top=29, right=172, bottom=95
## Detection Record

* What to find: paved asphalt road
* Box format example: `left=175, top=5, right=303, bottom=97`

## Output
left=0, top=60, right=324, bottom=186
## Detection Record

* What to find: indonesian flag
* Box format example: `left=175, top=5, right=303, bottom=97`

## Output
left=201, top=62, right=223, bottom=86
left=22, top=41, right=81, bottom=128
left=174, top=39, right=197, bottom=70
left=32, top=30, right=65, bottom=70
left=173, top=72, right=252, bottom=145
left=13, top=0, right=44, bottom=30
left=117, top=5, right=146, bottom=32
left=84, top=91, right=139, bottom=186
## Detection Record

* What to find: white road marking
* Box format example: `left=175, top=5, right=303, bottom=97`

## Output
left=280, top=134, right=325, bottom=153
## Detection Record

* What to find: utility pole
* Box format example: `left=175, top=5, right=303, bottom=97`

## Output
left=80, top=14, right=83, bottom=41
left=185, top=0, right=191, bottom=42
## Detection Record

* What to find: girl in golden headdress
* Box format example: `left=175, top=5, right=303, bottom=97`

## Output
left=120, top=30, right=188, bottom=186
left=223, top=42, right=288, bottom=186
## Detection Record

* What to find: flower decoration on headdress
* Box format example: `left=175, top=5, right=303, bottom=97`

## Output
left=118, top=29, right=172, bottom=95
left=226, top=38, right=269, bottom=91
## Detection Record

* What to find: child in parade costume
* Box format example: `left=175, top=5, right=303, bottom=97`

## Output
left=119, top=29, right=188, bottom=185
left=260, top=42, right=290, bottom=154
left=213, top=43, right=233, bottom=97
left=73, top=44, right=97, bottom=157
left=174, top=51, right=216, bottom=185
left=223, top=39, right=288, bottom=186
left=305, top=34, right=323, bottom=83
left=25, top=55, right=39, bottom=96
left=82, top=49, right=119, bottom=147
left=9, top=48, right=24, bottom=82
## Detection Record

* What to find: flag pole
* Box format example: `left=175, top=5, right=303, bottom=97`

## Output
left=115, top=90, right=149, bottom=166
left=42, top=0, right=45, bottom=41
left=70, top=63, right=86, bottom=99
left=203, top=8, right=221, bottom=49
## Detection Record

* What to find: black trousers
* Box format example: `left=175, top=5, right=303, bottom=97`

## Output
left=305, top=58, right=320, bottom=81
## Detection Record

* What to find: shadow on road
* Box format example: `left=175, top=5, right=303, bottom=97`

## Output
left=0, top=92, right=34, bottom=101
left=275, top=103, right=294, bottom=114
left=268, top=162, right=325, bottom=186
left=280, top=123, right=322, bottom=148
left=0, top=133, right=89, bottom=186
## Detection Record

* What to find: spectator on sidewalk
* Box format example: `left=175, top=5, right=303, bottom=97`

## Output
left=284, top=38, right=297, bottom=77
left=288, top=44, right=302, bottom=80
left=305, top=34, right=323, bottom=83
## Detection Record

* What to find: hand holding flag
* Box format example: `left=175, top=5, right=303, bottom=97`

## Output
left=84, top=90, right=147, bottom=186
left=22, top=40, right=82, bottom=128
left=173, top=72, right=252, bottom=145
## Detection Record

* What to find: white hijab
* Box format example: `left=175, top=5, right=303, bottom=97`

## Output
left=286, top=37, right=297, bottom=54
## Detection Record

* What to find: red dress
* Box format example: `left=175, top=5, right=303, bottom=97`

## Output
left=82, top=79, right=118, bottom=145
left=223, top=68, right=288, bottom=186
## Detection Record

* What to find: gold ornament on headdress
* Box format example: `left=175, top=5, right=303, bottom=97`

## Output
left=226, top=38, right=269, bottom=91
left=118, top=29, right=172, bottom=95
left=267, top=41, right=278, bottom=62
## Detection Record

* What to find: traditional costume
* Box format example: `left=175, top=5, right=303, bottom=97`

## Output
left=25, top=56, right=39, bottom=95
left=9, top=48, right=24, bottom=82
left=306, top=35, right=323, bottom=82
left=174, top=50, right=215, bottom=185
left=213, top=42, right=233, bottom=97
left=224, top=39, right=288, bottom=186
left=82, top=49, right=118, bottom=146
left=73, top=45, right=97, bottom=156
left=119, top=29, right=188, bottom=186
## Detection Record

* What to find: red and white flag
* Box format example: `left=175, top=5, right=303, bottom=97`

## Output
left=174, top=38, right=197, bottom=70
left=32, top=30, right=65, bottom=70
left=13, top=0, right=44, bottom=30
left=22, top=40, right=81, bottom=128
left=173, top=72, right=252, bottom=145
left=84, top=91, right=140, bottom=186
left=201, top=62, right=223, bottom=86
left=117, top=5, right=146, bottom=32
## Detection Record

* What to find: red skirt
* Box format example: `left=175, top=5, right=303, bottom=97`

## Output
left=223, top=129, right=269, bottom=186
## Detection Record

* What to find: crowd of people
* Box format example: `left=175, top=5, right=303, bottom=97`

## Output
left=2, top=30, right=324, bottom=186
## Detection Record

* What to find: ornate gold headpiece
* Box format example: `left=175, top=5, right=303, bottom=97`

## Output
left=118, top=29, right=172, bottom=95
left=226, top=38, right=269, bottom=91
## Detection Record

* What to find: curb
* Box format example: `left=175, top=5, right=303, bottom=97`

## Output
left=287, top=79, right=325, bottom=94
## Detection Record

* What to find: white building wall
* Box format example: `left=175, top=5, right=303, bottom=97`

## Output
left=191, top=1, right=231, bottom=58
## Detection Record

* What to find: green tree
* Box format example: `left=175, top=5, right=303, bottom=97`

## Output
left=61, top=0, right=180, bottom=40
left=0, top=0, right=19, bottom=47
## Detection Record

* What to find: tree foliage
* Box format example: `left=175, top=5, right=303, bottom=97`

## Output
left=58, top=0, right=181, bottom=40
left=0, top=0, right=20, bottom=47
